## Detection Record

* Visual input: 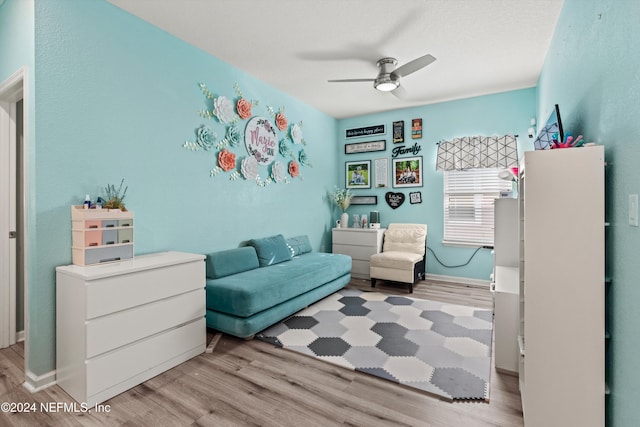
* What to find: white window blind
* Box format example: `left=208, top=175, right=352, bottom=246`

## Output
left=443, top=168, right=513, bottom=246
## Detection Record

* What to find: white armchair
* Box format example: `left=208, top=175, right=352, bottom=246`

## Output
left=369, top=223, right=427, bottom=293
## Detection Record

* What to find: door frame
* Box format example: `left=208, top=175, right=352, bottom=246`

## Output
left=0, top=66, right=28, bottom=354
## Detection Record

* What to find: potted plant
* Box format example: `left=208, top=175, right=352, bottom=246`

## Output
left=103, top=179, right=128, bottom=211
left=331, top=187, right=352, bottom=228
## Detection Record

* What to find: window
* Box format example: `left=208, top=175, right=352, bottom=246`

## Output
left=443, top=168, right=513, bottom=246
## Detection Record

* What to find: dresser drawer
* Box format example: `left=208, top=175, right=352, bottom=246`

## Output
left=86, top=260, right=204, bottom=319
left=101, top=229, right=118, bottom=245
left=78, top=244, right=133, bottom=266
left=118, top=219, right=133, bottom=227
left=102, top=219, right=118, bottom=229
left=86, top=288, right=205, bottom=358
left=333, top=230, right=381, bottom=246
left=72, top=230, right=102, bottom=248
left=85, top=220, right=102, bottom=229
left=333, top=243, right=379, bottom=261
left=86, top=317, right=204, bottom=397
left=118, top=228, right=133, bottom=244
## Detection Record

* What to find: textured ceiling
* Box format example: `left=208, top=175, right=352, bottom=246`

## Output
left=108, top=0, right=564, bottom=119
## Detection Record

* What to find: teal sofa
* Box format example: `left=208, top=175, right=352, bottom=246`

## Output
left=205, top=234, right=352, bottom=338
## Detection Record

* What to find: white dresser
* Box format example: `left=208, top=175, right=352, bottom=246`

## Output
left=332, top=227, right=385, bottom=279
left=56, top=251, right=206, bottom=407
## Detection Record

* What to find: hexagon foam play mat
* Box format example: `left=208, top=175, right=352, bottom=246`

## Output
left=256, top=288, right=493, bottom=401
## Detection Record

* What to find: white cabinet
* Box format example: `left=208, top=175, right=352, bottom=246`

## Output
left=493, top=266, right=519, bottom=374
left=56, top=251, right=206, bottom=407
left=332, top=228, right=385, bottom=279
left=518, top=146, right=604, bottom=426
left=493, top=198, right=520, bottom=374
left=494, top=198, right=519, bottom=268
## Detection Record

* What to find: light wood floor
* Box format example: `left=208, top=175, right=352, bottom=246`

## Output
left=0, top=278, right=523, bottom=426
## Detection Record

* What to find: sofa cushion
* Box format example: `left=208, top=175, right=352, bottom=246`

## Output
left=286, top=235, right=312, bottom=257
left=248, top=234, right=292, bottom=267
left=206, top=247, right=259, bottom=279
left=206, top=252, right=351, bottom=318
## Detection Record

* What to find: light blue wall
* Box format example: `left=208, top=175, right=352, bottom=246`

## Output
left=338, top=89, right=535, bottom=281
left=537, top=0, right=640, bottom=425
left=0, top=0, right=33, bottom=81
left=0, top=0, right=38, bottom=374
left=30, top=0, right=338, bottom=375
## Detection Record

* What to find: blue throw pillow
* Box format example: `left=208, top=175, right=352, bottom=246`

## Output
left=286, top=235, right=312, bottom=257
left=206, top=247, right=260, bottom=279
left=248, top=234, right=292, bottom=267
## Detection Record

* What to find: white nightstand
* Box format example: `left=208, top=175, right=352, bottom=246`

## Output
left=332, top=227, right=385, bottom=279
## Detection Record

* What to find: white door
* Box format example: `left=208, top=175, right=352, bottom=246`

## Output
left=0, top=68, right=25, bottom=349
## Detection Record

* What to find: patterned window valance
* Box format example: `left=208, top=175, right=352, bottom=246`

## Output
left=436, top=134, right=519, bottom=171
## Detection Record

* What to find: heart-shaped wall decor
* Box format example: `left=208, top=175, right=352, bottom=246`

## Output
left=385, top=192, right=405, bottom=209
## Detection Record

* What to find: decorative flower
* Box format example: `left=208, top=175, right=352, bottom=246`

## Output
left=213, top=96, right=236, bottom=124
left=279, top=139, right=291, bottom=157
left=288, top=160, right=300, bottom=178
left=195, top=125, right=215, bottom=150
left=291, top=123, right=303, bottom=144
left=218, top=149, right=236, bottom=171
left=298, top=149, right=310, bottom=166
left=275, top=112, right=288, bottom=131
left=261, top=119, right=274, bottom=134
left=236, top=98, right=252, bottom=120
left=226, top=125, right=241, bottom=147
left=272, top=161, right=286, bottom=183
left=331, top=187, right=353, bottom=212
left=241, top=156, right=259, bottom=180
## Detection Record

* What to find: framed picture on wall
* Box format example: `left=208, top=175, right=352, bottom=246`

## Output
left=345, top=160, right=372, bottom=189
left=393, top=120, right=404, bottom=143
left=392, top=156, right=423, bottom=188
left=344, top=140, right=386, bottom=154
left=351, top=196, right=378, bottom=205
left=374, top=158, right=389, bottom=188
left=411, top=118, right=422, bottom=139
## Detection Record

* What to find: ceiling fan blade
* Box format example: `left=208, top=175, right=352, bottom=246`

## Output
left=391, top=84, right=410, bottom=100
left=328, top=78, right=375, bottom=83
left=393, top=54, right=436, bottom=78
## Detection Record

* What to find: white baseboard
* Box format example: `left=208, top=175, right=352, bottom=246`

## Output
left=23, top=369, right=56, bottom=392
left=16, top=330, right=24, bottom=342
left=424, top=273, right=491, bottom=288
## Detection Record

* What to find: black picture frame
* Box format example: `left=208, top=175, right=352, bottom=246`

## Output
left=350, top=196, right=378, bottom=205
left=393, top=120, right=404, bottom=143
left=344, top=140, right=386, bottom=154
left=345, top=160, right=372, bottom=189
left=345, top=124, right=386, bottom=139
left=409, top=191, right=422, bottom=204
left=392, top=156, right=423, bottom=188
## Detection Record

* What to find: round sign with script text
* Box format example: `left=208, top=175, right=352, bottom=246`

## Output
left=244, top=117, right=277, bottom=165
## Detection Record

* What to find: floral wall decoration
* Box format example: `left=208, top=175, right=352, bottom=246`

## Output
left=183, top=82, right=312, bottom=187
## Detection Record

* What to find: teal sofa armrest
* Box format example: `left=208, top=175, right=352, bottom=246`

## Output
left=206, top=247, right=259, bottom=279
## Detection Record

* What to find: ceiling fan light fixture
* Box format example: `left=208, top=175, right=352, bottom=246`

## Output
left=374, top=76, right=399, bottom=92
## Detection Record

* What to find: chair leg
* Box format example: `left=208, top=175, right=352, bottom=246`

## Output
left=371, top=278, right=376, bottom=288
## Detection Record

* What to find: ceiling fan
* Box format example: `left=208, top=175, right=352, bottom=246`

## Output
left=328, top=53, right=436, bottom=94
